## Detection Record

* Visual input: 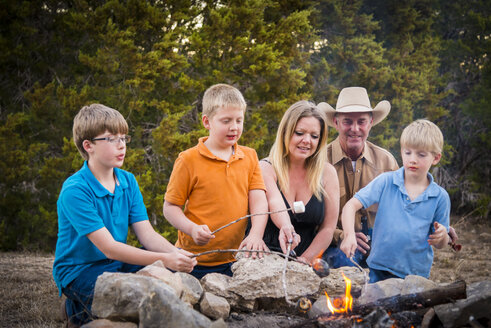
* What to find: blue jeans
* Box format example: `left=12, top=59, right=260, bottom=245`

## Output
left=322, top=246, right=368, bottom=268
left=62, top=259, right=143, bottom=326
left=323, top=216, right=372, bottom=269
left=190, top=262, right=233, bottom=280
left=369, top=268, right=400, bottom=283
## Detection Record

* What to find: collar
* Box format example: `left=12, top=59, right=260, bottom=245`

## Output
left=331, top=137, right=375, bottom=165
left=393, top=167, right=440, bottom=199
left=197, top=136, right=244, bottom=162
left=80, top=161, right=128, bottom=197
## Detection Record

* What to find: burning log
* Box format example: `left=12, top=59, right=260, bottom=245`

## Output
left=350, top=279, right=467, bottom=316
left=290, top=280, right=466, bottom=327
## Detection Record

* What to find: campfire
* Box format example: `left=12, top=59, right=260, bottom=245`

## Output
left=324, top=272, right=353, bottom=315
left=292, top=275, right=468, bottom=328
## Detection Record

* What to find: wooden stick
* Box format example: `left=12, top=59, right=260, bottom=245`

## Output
left=190, top=248, right=301, bottom=262
left=211, top=208, right=292, bottom=235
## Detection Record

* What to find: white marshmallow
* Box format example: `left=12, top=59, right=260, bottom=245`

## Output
left=293, top=201, right=305, bottom=214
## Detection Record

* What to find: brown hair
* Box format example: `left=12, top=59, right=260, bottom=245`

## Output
left=73, top=104, right=128, bottom=160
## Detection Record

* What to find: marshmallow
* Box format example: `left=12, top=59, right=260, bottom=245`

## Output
left=293, top=201, right=305, bottom=213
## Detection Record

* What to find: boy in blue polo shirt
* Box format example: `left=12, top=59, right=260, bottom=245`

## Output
left=53, top=104, right=196, bottom=327
left=340, top=119, right=450, bottom=283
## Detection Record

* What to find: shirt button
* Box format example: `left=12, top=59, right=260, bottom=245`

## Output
left=406, top=197, right=409, bottom=200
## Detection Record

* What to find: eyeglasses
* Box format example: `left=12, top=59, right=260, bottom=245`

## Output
left=91, top=135, right=131, bottom=144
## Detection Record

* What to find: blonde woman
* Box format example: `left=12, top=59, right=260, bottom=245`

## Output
left=260, top=100, right=339, bottom=264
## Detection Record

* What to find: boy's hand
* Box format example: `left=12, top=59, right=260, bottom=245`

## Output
left=239, top=234, right=269, bottom=259
left=355, top=232, right=371, bottom=254
left=278, top=224, right=301, bottom=254
left=340, top=233, right=358, bottom=258
left=429, top=222, right=449, bottom=248
left=163, top=250, right=197, bottom=273
left=191, top=224, right=214, bottom=245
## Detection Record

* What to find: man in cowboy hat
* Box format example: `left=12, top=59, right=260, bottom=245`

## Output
left=319, top=87, right=458, bottom=268
left=318, top=87, right=399, bottom=268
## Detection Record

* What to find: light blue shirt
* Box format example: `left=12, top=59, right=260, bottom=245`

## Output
left=53, top=161, right=148, bottom=295
left=355, top=167, right=450, bottom=278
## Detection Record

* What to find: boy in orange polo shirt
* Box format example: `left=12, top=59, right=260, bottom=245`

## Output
left=163, top=83, right=269, bottom=279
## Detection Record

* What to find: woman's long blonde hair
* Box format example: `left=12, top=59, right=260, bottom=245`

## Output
left=269, top=100, right=329, bottom=200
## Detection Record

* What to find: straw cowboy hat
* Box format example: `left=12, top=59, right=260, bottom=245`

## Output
left=318, top=87, right=391, bottom=128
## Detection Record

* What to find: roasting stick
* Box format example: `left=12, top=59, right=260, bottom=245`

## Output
left=282, top=241, right=295, bottom=306
left=190, top=248, right=299, bottom=262
left=211, top=201, right=306, bottom=235
left=350, top=256, right=368, bottom=293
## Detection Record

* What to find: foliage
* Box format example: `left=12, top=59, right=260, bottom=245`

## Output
left=0, top=0, right=488, bottom=251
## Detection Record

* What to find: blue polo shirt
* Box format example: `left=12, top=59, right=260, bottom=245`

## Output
left=53, top=161, right=148, bottom=294
left=355, top=167, right=450, bottom=278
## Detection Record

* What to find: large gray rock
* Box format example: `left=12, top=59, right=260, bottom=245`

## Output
left=138, top=286, right=212, bottom=328
left=400, top=275, right=437, bottom=295
left=136, top=260, right=184, bottom=297
left=200, top=292, right=230, bottom=320
left=177, top=272, right=204, bottom=306
left=227, top=254, right=321, bottom=311
left=92, top=272, right=174, bottom=322
left=91, top=272, right=211, bottom=328
left=356, top=277, right=404, bottom=305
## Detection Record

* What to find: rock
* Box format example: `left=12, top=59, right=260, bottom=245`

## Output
left=201, top=273, right=245, bottom=311
left=356, top=277, right=404, bottom=305
left=318, top=266, right=367, bottom=298
left=227, top=254, right=321, bottom=311
left=400, top=275, right=437, bottom=295
left=200, top=292, right=230, bottom=320
left=92, top=272, right=175, bottom=322
left=137, top=260, right=183, bottom=297
left=308, top=294, right=328, bottom=318
left=138, top=286, right=212, bottom=328
left=210, top=318, right=228, bottom=328
left=434, top=280, right=491, bottom=328
left=81, top=319, right=137, bottom=327
left=92, top=272, right=211, bottom=328
left=176, top=272, right=204, bottom=306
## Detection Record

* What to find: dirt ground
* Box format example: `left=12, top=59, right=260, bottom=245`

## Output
left=0, top=215, right=489, bottom=328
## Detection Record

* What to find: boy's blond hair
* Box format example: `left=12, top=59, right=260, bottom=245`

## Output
left=202, top=84, right=247, bottom=118
left=73, top=104, right=128, bottom=160
left=400, top=119, right=444, bottom=155
left=269, top=100, right=329, bottom=200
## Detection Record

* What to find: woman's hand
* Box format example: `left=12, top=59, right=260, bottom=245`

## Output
left=278, top=224, right=301, bottom=254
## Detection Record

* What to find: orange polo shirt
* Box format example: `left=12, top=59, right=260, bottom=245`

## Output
left=165, top=137, right=266, bottom=265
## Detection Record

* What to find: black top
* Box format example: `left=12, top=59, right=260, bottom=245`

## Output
left=259, top=160, right=325, bottom=256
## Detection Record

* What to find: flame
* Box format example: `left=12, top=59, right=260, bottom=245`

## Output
left=324, top=272, right=353, bottom=314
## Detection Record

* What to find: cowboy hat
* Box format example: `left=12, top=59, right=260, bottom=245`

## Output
left=318, top=87, right=390, bottom=128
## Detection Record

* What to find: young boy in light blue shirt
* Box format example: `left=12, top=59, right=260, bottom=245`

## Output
left=340, top=119, right=450, bottom=283
left=53, top=104, right=196, bottom=327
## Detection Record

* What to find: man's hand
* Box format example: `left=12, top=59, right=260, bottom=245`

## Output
left=239, top=234, right=269, bottom=259
left=278, top=224, right=301, bottom=254
left=355, top=232, right=371, bottom=254
left=448, top=226, right=458, bottom=244
left=340, top=233, right=358, bottom=258
left=191, top=224, right=214, bottom=245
